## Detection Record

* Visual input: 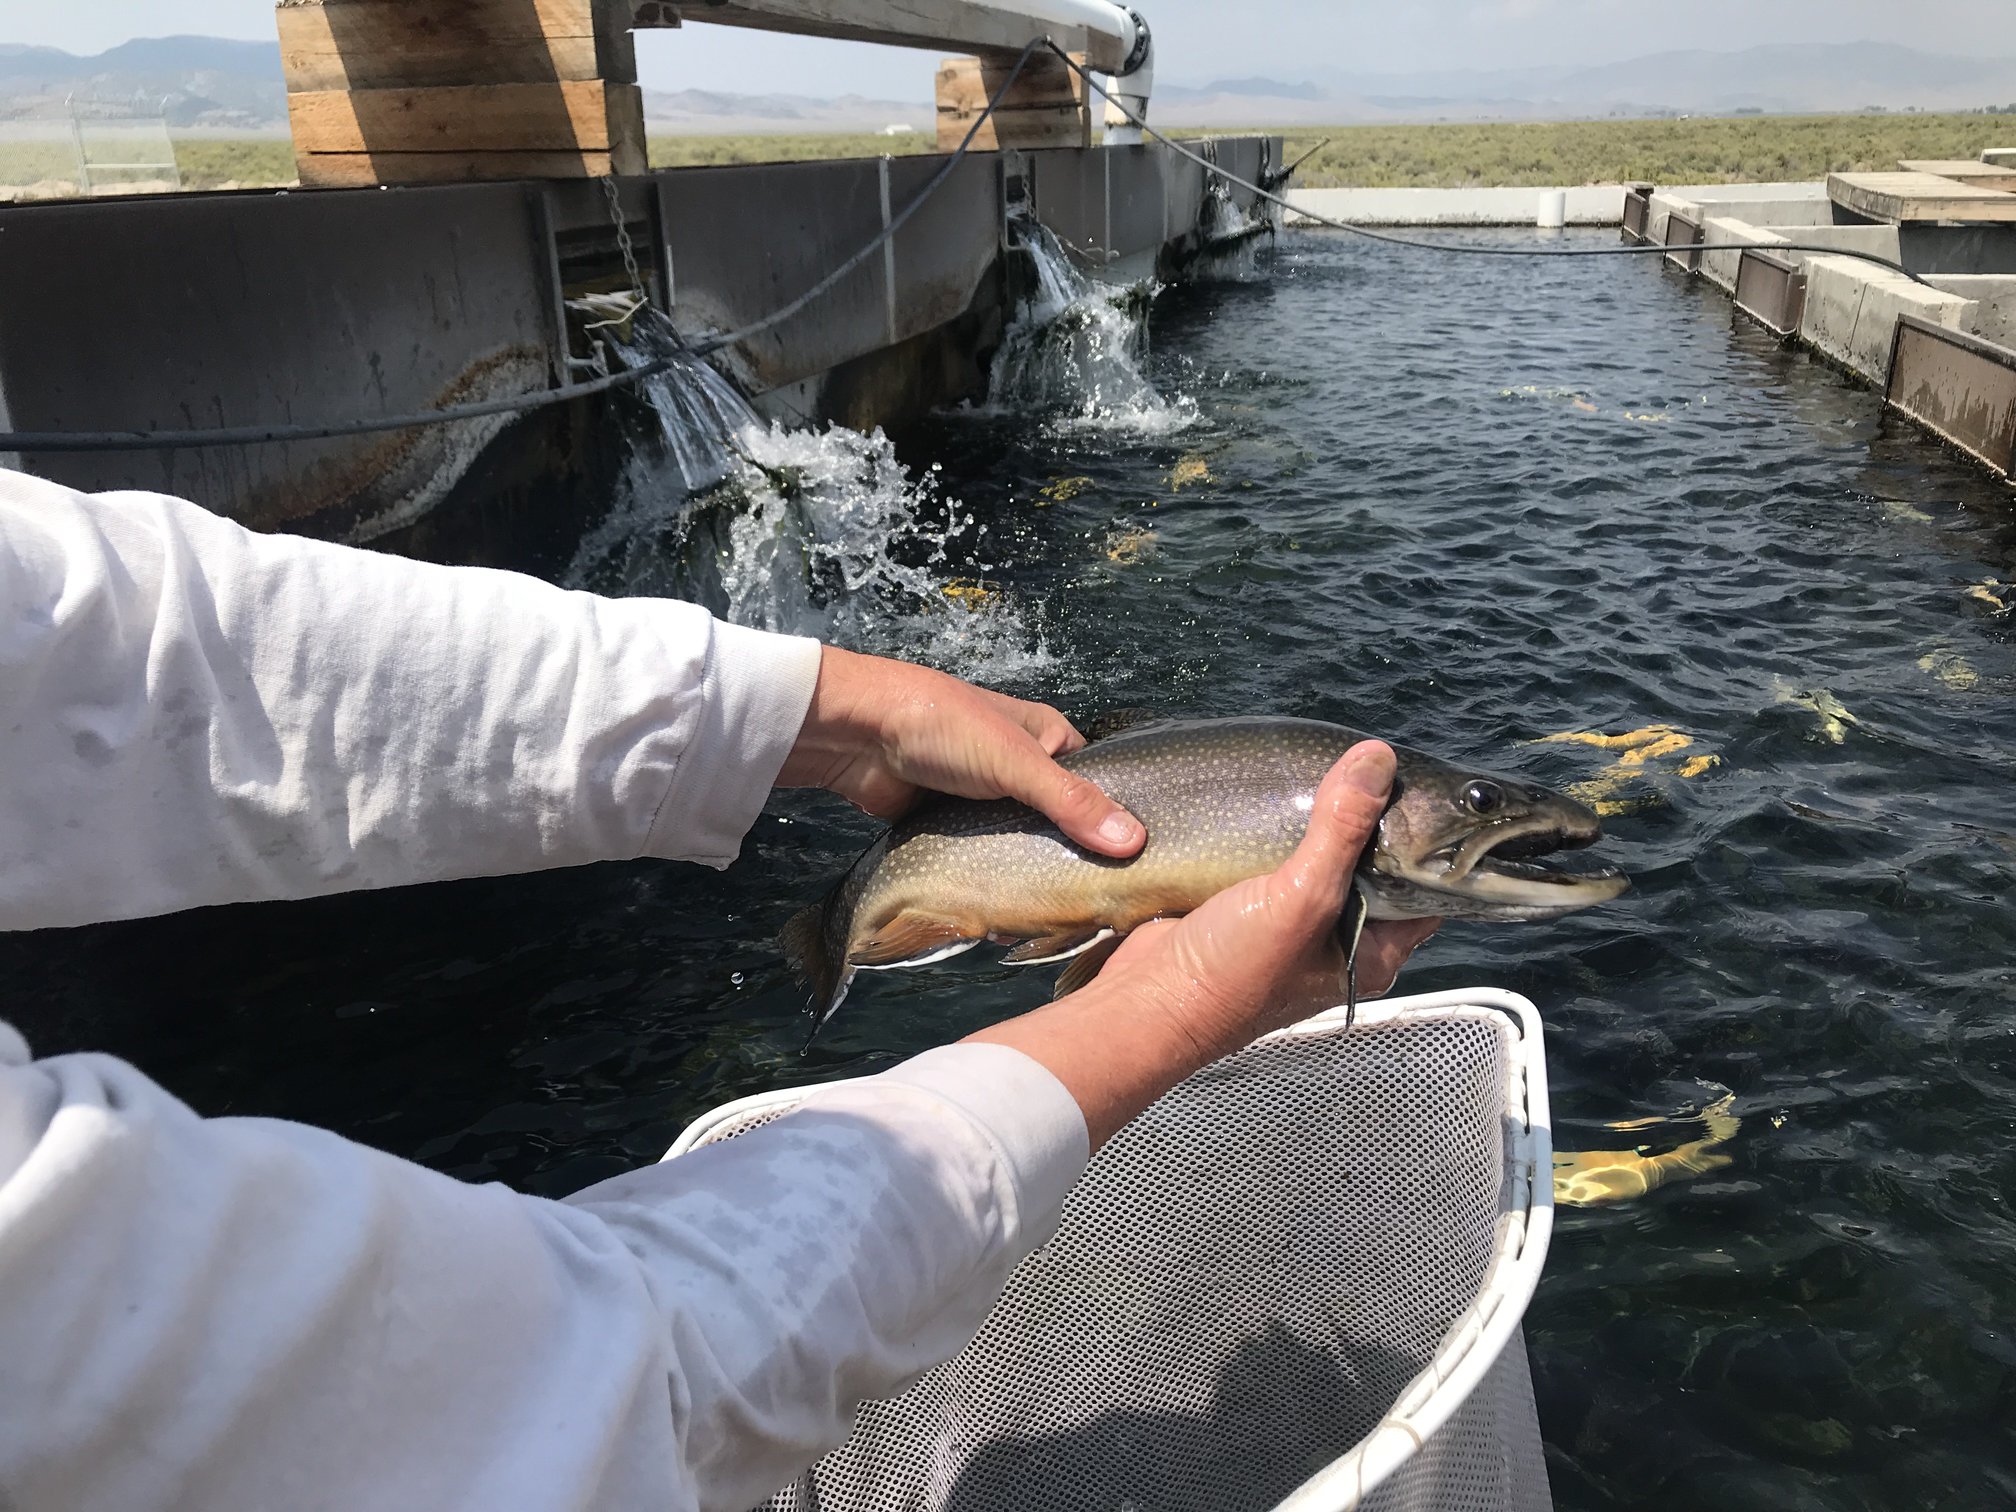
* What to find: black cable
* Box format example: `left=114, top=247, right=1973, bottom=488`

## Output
left=1044, top=42, right=1935, bottom=288
left=0, top=358, right=680, bottom=453
left=0, top=39, right=1047, bottom=454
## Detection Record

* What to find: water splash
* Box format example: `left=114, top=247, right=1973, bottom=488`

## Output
left=565, top=312, right=1055, bottom=680
left=983, top=215, right=1195, bottom=435
left=1186, top=184, right=1271, bottom=284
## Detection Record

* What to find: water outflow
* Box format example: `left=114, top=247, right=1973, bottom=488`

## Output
left=984, top=215, right=1194, bottom=434
left=565, top=311, right=1054, bottom=679
left=1188, top=184, right=1270, bottom=283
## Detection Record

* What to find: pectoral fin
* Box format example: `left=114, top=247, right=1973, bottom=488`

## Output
left=1052, top=933, right=1125, bottom=998
left=1001, top=928, right=1116, bottom=966
left=850, top=914, right=982, bottom=970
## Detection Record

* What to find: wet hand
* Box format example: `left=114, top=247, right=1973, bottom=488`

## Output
left=968, top=741, right=1439, bottom=1146
left=777, top=645, right=1146, bottom=858
left=1087, top=742, right=1440, bottom=1061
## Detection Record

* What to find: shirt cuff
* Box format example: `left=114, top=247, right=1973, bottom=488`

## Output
left=865, top=1043, right=1091, bottom=1256
left=646, top=617, right=822, bottom=867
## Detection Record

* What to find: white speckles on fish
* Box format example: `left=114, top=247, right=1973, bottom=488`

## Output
left=782, top=716, right=1629, bottom=1025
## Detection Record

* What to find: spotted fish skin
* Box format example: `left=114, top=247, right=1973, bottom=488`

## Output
left=781, top=716, right=1627, bottom=1022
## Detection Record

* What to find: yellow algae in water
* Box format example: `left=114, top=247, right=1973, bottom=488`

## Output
left=1918, top=647, right=1980, bottom=690
left=1037, top=475, right=1091, bottom=506
left=1623, top=410, right=1670, bottom=423
left=1881, top=499, right=1935, bottom=525
left=1553, top=1093, right=1740, bottom=1208
left=1571, top=398, right=1599, bottom=414
left=1542, top=724, right=1719, bottom=813
left=939, top=578, right=1001, bottom=610
left=1167, top=454, right=1213, bottom=490
left=1967, top=580, right=2012, bottom=613
left=1103, top=526, right=1158, bottom=566
left=1771, top=681, right=1859, bottom=744
left=1535, top=724, right=1686, bottom=753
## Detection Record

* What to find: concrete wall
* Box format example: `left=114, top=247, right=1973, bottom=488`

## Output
left=1697, top=220, right=1900, bottom=292
left=1927, top=275, right=2016, bottom=349
left=1800, top=255, right=1978, bottom=383
left=0, top=183, right=560, bottom=541
left=1650, top=189, right=1833, bottom=235
left=0, top=136, right=1278, bottom=542
left=1284, top=185, right=1624, bottom=227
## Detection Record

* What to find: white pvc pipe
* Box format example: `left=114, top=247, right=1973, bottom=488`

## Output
left=1008, top=0, right=1140, bottom=58
left=1536, top=189, right=1567, bottom=229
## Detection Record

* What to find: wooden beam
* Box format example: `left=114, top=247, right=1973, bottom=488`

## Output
left=277, top=0, right=635, bottom=91
left=643, top=0, right=1128, bottom=73
left=1897, top=159, right=2016, bottom=193
left=936, top=51, right=1087, bottom=151
left=295, top=147, right=632, bottom=187
left=1828, top=171, right=2016, bottom=224
left=289, top=80, right=641, bottom=153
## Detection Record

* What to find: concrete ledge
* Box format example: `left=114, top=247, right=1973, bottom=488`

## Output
left=1284, top=185, right=1624, bottom=226
left=1698, top=220, right=1900, bottom=292
left=1800, top=254, right=1977, bottom=384
left=1651, top=188, right=1833, bottom=232
left=1925, top=274, right=2016, bottom=348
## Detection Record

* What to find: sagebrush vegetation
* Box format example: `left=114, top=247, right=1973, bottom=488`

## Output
left=0, top=113, right=2006, bottom=194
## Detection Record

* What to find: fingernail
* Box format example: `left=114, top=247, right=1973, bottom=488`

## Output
left=1098, top=812, right=1144, bottom=848
left=1342, top=744, right=1394, bottom=796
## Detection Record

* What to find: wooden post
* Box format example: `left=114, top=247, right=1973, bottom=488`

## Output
left=277, top=0, right=646, bottom=186
left=935, top=50, right=1089, bottom=152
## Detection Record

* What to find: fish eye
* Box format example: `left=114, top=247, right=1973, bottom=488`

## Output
left=1463, top=781, right=1505, bottom=815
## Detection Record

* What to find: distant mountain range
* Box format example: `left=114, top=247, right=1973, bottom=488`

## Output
left=0, top=37, right=284, bottom=128
left=2, top=35, right=2013, bottom=133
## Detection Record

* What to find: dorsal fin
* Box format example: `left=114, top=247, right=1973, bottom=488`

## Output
left=1078, top=707, right=1168, bottom=743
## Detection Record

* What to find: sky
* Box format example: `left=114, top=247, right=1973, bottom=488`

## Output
left=0, top=0, right=2008, bottom=98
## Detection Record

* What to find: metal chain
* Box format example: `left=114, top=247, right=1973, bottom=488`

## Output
left=601, top=173, right=646, bottom=300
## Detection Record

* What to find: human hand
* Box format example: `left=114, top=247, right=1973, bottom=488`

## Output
left=968, top=741, right=1440, bottom=1146
left=775, top=645, right=1145, bottom=858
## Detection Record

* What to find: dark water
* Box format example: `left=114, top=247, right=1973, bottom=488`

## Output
left=8, top=229, right=2016, bottom=1508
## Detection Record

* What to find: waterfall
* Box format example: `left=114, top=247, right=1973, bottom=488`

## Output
left=564, top=310, right=1055, bottom=679
left=982, top=214, right=1194, bottom=435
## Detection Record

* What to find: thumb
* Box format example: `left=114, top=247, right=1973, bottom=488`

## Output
left=996, top=736, right=1146, bottom=858
left=1277, top=741, right=1396, bottom=914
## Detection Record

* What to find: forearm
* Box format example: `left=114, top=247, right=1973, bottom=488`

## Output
left=568, top=1043, right=1087, bottom=1509
left=0, top=1028, right=1086, bottom=1512
left=0, top=473, right=820, bottom=929
left=965, top=985, right=1227, bottom=1149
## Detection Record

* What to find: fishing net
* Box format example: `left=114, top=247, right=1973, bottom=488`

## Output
left=672, top=988, right=1554, bottom=1512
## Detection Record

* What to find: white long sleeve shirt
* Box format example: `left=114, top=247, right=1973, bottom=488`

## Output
left=0, top=471, right=1090, bottom=1511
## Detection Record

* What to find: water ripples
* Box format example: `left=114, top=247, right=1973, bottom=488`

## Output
left=3, top=228, right=2013, bottom=1509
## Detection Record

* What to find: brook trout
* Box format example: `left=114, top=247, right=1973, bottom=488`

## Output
left=783, top=715, right=1628, bottom=1024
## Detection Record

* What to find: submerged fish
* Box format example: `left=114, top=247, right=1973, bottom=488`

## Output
left=783, top=716, right=1630, bottom=1025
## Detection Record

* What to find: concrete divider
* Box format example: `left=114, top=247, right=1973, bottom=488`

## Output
left=1925, top=275, right=2016, bottom=348
left=1698, top=220, right=1901, bottom=292
left=1, top=136, right=1282, bottom=542
left=1284, top=185, right=1624, bottom=226
left=1650, top=186, right=1832, bottom=235
left=1800, top=255, right=1977, bottom=383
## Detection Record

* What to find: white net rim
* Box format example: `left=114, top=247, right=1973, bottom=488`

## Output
left=666, top=986, right=1555, bottom=1512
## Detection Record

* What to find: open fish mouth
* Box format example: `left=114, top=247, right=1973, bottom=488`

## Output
left=1425, top=816, right=1630, bottom=908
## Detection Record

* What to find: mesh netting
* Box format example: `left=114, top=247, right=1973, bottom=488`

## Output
left=687, top=1001, right=1551, bottom=1512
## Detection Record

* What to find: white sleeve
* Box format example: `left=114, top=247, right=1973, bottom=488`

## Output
left=0, top=469, right=822, bottom=931
left=0, top=1027, right=1088, bottom=1512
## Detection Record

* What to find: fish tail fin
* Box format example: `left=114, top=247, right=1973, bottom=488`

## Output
left=781, top=893, right=854, bottom=1031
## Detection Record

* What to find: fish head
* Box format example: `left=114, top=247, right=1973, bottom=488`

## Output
left=1365, top=752, right=1630, bottom=921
